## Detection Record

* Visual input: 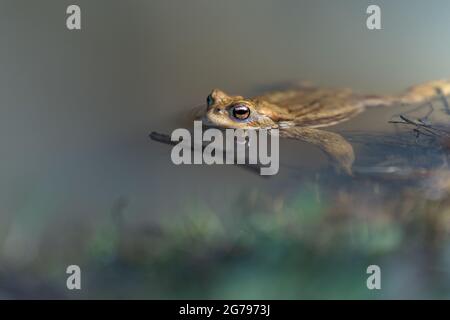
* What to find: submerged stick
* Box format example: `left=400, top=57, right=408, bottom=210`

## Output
left=149, top=131, right=267, bottom=177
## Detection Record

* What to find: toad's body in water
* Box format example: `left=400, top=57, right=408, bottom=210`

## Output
left=195, top=80, right=450, bottom=174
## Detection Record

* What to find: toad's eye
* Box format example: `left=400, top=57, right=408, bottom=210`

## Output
left=206, top=94, right=214, bottom=107
left=231, top=104, right=250, bottom=120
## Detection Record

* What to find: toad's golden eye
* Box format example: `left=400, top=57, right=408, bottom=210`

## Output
left=231, top=104, right=250, bottom=120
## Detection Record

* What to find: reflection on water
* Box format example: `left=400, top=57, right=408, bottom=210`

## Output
left=1, top=0, right=450, bottom=298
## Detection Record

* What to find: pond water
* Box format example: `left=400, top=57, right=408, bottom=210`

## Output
left=1, top=0, right=450, bottom=298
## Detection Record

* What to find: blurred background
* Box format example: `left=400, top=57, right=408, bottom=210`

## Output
left=0, top=0, right=450, bottom=298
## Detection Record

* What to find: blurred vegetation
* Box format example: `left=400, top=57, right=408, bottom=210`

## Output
left=2, top=174, right=449, bottom=299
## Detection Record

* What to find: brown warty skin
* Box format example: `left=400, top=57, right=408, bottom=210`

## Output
left=195, top=80, right=450, bottom=175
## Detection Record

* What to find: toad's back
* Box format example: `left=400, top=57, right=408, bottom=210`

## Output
left=255, top=87, right=364, bottom=128
left=254, top=79, right=450, bottom=128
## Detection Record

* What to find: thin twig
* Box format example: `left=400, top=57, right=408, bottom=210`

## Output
left=436, top=87, right=450, bottom=116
